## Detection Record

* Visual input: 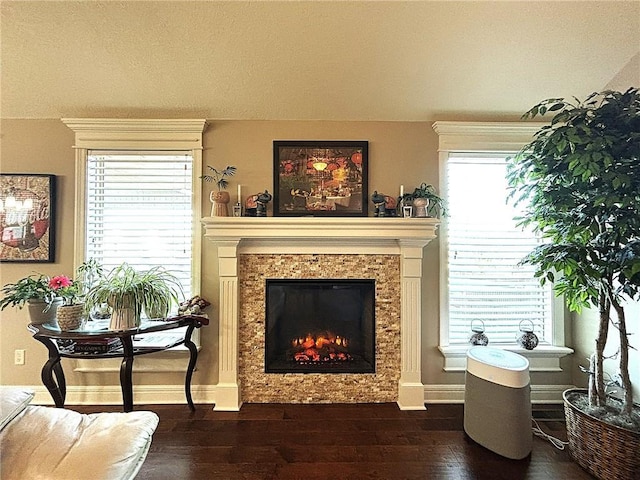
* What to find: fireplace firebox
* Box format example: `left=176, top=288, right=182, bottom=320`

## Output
left=265, top=279, right=375, bottom=374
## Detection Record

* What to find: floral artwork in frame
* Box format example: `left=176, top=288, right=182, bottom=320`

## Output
left=273, top=140, right=368, bottom=217
left=0, top=174, right=56, bottom=263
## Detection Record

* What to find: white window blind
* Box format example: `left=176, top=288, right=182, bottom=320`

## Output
left=85, top=151, right=193, bottom=301
left=446, top=155, right=552, bottom=344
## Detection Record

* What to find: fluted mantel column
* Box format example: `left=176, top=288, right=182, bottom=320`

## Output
left=212, top=239, right=242, bottom=411
left=202, top=217, right=439, bottom=410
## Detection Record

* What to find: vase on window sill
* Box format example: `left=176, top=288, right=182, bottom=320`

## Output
left=210, top=191, right=230, bottom=216
left=516, top=320, right=538, bottom=350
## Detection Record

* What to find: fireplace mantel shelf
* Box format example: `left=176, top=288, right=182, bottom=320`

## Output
left=202, top=216, right=439, bottom=252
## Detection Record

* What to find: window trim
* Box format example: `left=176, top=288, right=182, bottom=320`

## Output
left=62, top=119, right=207, bottom=365
left=432, top=121, right=573, bottom=371
left=62, top=118, right=206, bottom=286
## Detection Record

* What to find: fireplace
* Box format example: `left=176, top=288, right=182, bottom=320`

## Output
left=265, top=279, right=375, bottom=374
left=202, top=216, right=439, bottom=410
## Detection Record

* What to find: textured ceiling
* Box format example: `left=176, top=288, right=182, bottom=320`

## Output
left=1, top=1, right=639, bottom=121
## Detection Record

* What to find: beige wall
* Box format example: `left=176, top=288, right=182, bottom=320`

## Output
left=0, top=118, right=574, bottom=400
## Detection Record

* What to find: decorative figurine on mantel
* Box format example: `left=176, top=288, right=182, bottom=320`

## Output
left=256, top=190, right=272, bottom=217
left=371, top=191, right=397, bottom=217
left=201, top=165, right=237, bottom=217
left=244, top=194, right=258, bottom=217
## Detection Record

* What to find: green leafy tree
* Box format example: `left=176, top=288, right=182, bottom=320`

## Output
left=507, top=88, right=640, bottom=419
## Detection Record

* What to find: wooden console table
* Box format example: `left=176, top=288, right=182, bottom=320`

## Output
left=28, top=315, right=209, bottom=412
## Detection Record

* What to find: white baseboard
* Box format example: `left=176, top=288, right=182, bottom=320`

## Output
left=424, top=383, right=576, bottom=404
left=27, top=384, right=217, bottom=407
left=22, top=382, right=575, bottom=407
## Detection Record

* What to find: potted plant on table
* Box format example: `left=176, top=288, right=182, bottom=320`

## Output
left=507, top=88, right=640, bottom=479
left=0, top=274, right=61, bottom=325
left=201, top=165, right=237, bottom=217
left=48, top=275, right=84, bottom=331
left=84, top=263, right=183, bottom=330
left=399, top=183, right=446, bottom=218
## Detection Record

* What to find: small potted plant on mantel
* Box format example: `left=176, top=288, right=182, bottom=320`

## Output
left=201, top=165, right=237, bottom=217
left=507, top=88, right=639, bottom=479
left=399, top=183, right=446, bottom=218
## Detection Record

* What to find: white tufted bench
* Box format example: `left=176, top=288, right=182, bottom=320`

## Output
left=0, top=388, right=159, bottom=480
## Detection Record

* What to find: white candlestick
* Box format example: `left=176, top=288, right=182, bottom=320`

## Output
left=400, top=184, right=404, bottom=198
left=237, top=184, right=241, bottom=204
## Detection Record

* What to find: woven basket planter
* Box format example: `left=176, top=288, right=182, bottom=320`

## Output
left=563, top=389, right=640, bottom=480
left=56, top=304, right=85, bottom=331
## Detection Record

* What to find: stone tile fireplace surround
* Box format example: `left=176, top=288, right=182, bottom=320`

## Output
left=202, top=217, right=439, bottom=411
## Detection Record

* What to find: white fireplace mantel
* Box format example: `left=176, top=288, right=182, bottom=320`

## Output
left=202, top=216, right=439, bottom=410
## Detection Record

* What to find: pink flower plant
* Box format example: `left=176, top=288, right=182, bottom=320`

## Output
left=48, top=275, right=79, bottom=306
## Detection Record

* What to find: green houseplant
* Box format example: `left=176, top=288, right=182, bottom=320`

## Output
left=84, top=263, right=183, bottom=330
left=48, top=274, right=84, bottom=330
left=202, top=165, right=237, bottom=217
left=400, top=183, right=446, bottom=218
left=0, top=274, right=62, bottom=325
left=507, top=88, right=640, bottom=478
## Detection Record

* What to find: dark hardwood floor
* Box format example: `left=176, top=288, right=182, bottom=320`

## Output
left=72, top=403, right=594, bottom=480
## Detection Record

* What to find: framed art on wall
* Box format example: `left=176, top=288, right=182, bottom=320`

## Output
left=273, top=140, right=368, bottom=217
left=0, top=173, right=56, bottom=263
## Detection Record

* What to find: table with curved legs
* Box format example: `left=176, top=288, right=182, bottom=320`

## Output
left=28, top=315, right=208, bottom=412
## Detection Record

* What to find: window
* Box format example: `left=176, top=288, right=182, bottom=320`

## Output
left=63, top=119, right=207, bottom=375
left=63, top=118, right=206, bottom=295
left=63, top=118, right=206, bottom=313
left=446, top=154, right=552, bottom=345
left=85, top=151, right=194, bottom=298
left=433, top=121, right=573, bottom=371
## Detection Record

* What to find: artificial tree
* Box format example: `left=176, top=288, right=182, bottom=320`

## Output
left=507, top=88, right=640, bottom=422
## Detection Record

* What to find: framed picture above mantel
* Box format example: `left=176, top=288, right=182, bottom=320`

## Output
left=273, top=140, right=368, bottom=217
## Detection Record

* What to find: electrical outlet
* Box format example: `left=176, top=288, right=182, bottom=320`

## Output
left=14, top=349, right=25, bottom=365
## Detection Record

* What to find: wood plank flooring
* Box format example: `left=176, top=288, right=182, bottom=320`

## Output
left=72, top=403, right=594, bottom=480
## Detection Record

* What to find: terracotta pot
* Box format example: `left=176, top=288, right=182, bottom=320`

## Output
left=28, top=298, right=63, bottom=326
left=56, top=304, right=85, bottom=331
left=210, top=191, right=230, bottom=216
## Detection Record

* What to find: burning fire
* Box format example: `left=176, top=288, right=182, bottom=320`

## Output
left=289, top=332, right=352, bottom=363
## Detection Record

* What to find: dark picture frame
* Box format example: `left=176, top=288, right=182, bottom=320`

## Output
left=0, top=173, right=56, bottom=263
left=273, top=140, right=368, bottom=217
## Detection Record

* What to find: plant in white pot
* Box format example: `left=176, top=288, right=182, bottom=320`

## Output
left=0, top=274, right=61, bottom=325
left=507, top=88, right=640, bottom=479
left=399, top=183, right=446, bottom=218
left=202, top=165, right=237, bottom=217
left=84, top=263, right=183, bottom=330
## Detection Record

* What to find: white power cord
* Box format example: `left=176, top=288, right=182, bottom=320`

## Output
left=532, top=418, right=570, bottom=450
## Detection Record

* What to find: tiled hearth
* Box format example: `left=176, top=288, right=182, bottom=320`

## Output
left=202, top=217, right=439, bottom=411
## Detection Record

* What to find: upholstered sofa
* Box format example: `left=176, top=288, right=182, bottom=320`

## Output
left=0, top=387, right=159, bottom=480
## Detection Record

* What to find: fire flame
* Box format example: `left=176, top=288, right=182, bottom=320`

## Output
left=289, top=331, right=352, bottom=363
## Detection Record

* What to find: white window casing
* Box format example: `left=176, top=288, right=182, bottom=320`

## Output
left=432, top=122, right=573, bottom=371
left=62, top=118, right=207, bottom=369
